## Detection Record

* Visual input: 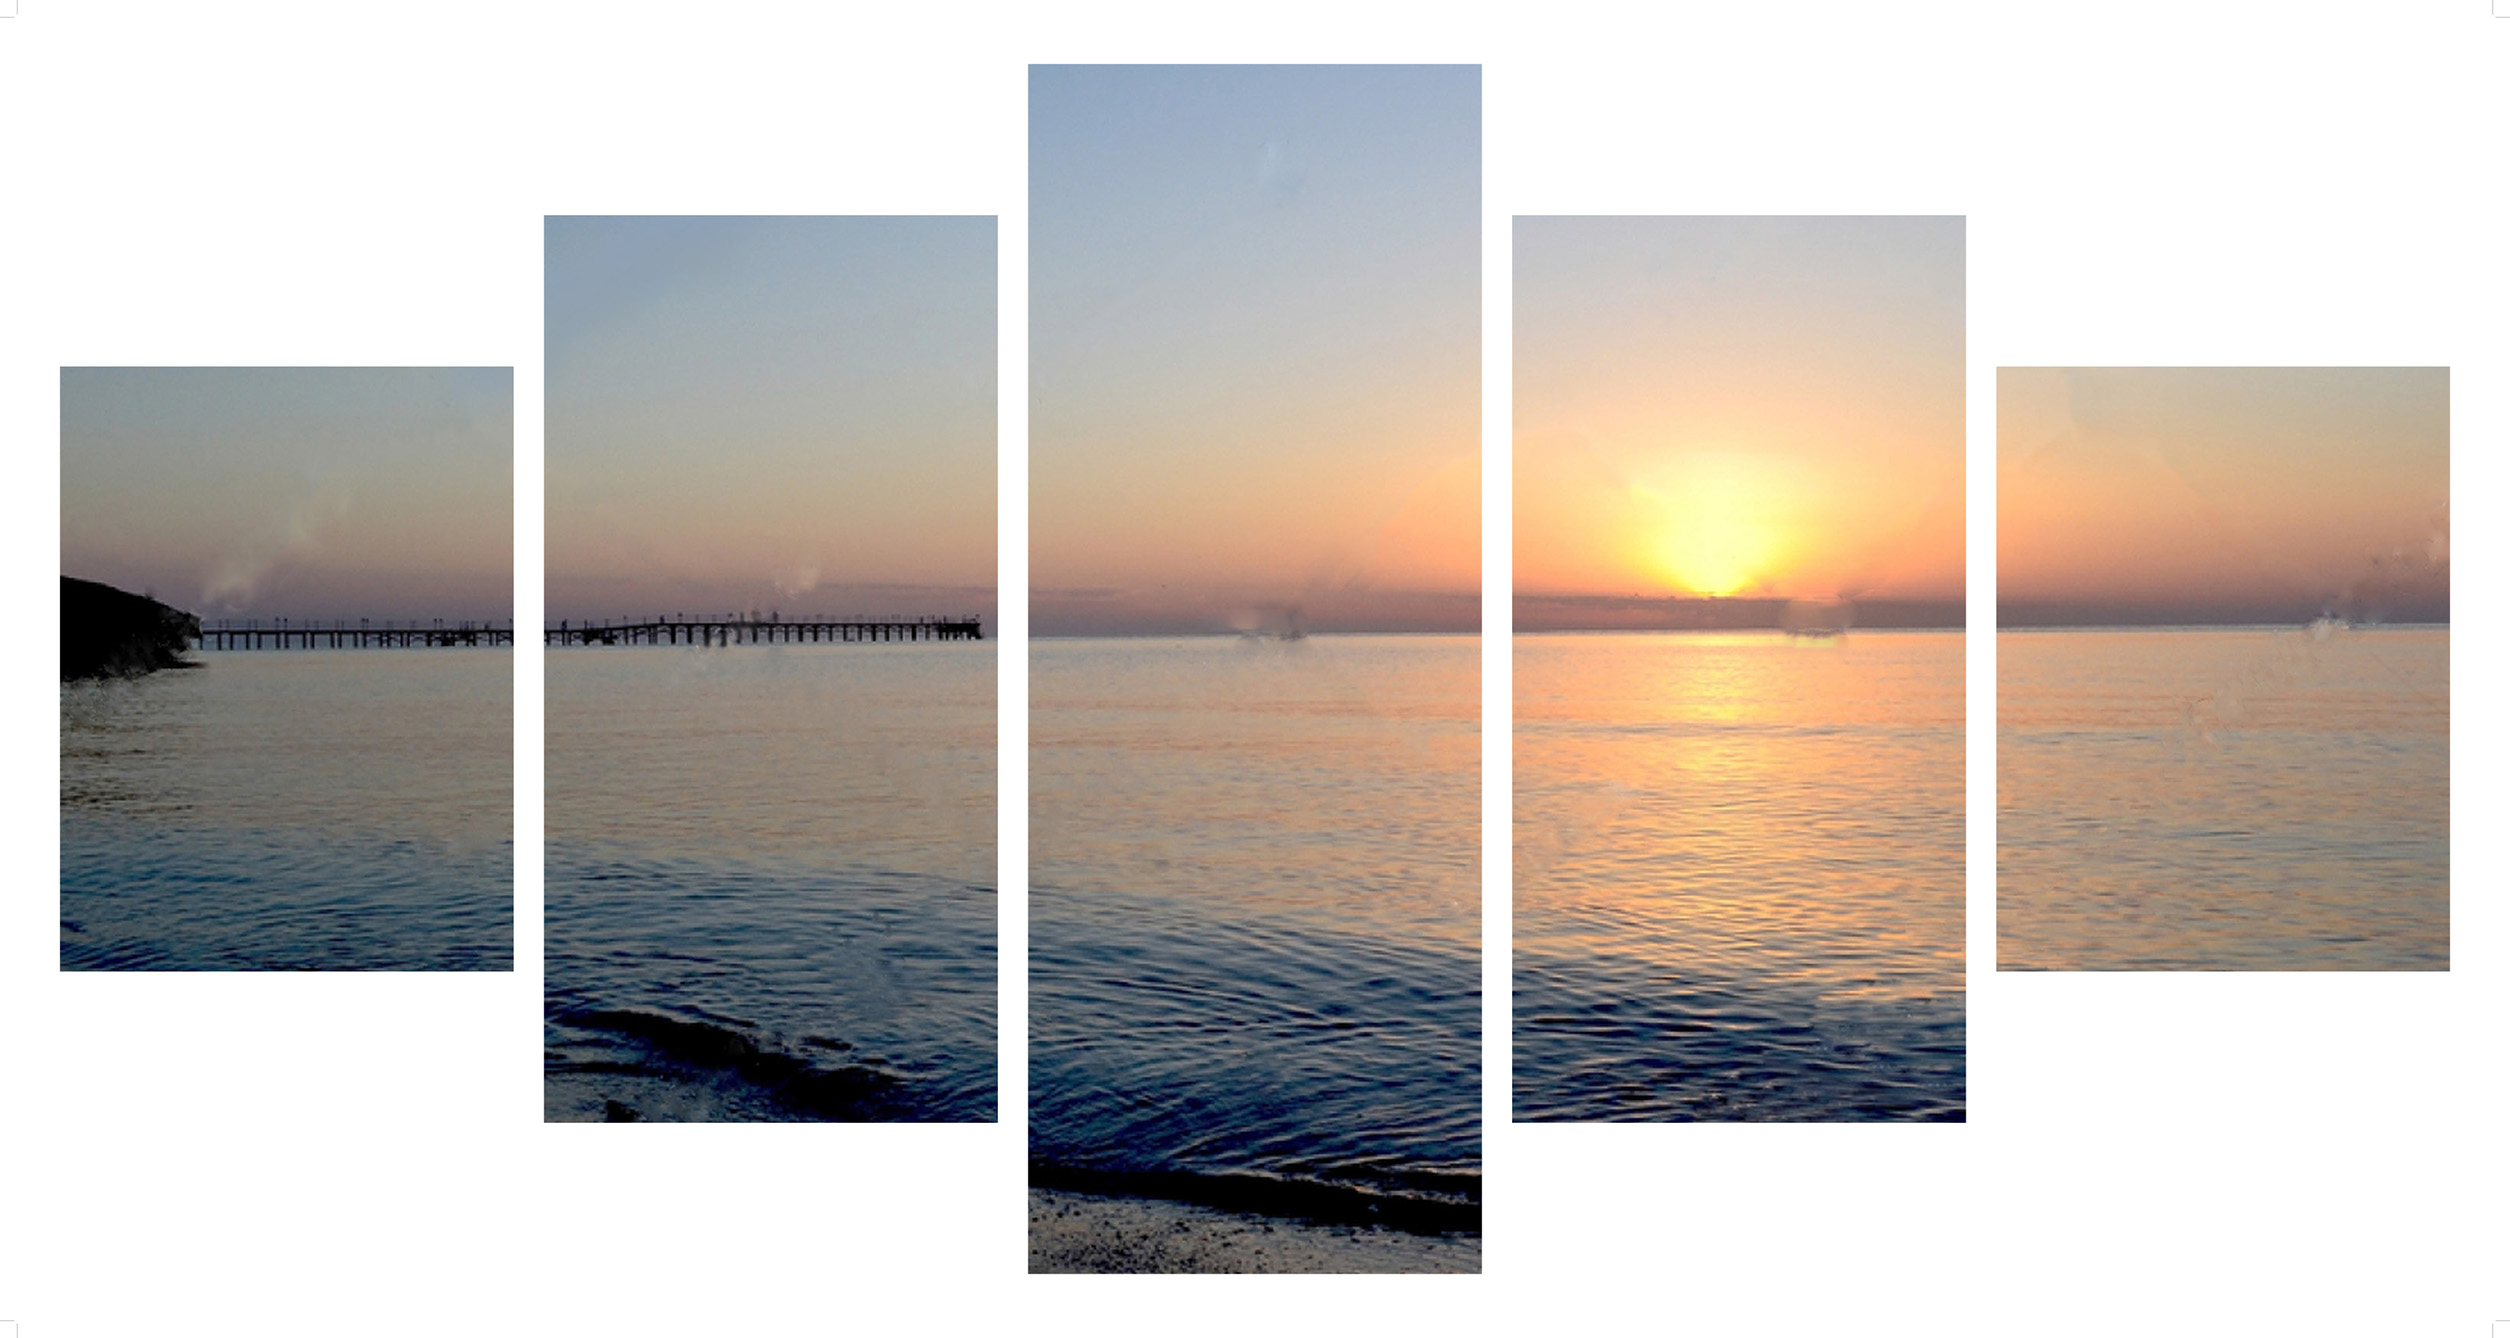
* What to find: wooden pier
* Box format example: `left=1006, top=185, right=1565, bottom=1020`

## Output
left=547, top=615, right=983, bottom=646
left=196, top=618, right=514, bottom=649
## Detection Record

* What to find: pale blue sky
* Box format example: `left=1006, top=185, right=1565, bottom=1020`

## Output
left=1031, top=65, right=1480, bottom=634
left=545, top=215, right=996, bottom=622
left=61, top=367, right=513, bottom=620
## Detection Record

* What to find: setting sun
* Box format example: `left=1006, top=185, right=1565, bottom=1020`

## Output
left=1654, top=508, right=1776, bottom=596
left=1629, top=458, right=1792, bottom=597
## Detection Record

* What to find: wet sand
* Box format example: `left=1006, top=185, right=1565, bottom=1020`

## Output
left=1028, top=1188, right=1480, bottom=1274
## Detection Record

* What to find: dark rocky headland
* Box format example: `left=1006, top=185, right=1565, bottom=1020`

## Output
left=62, top=576, right=202, bottom=680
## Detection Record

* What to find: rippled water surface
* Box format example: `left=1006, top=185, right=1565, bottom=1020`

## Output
left=1514, top=632, right=1964, bottom=1123
left=544, top=644, right=995, bottom=1122
left=60, top=650, right=513, bottom=971
left=1030, top=636, right=1479, bottom=1233
left=2000, top=627, right=2448, bottom=971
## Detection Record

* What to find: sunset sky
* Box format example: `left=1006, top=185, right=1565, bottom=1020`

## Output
left=60, top=367, right=512, bottom=621
left=1030, top=65, right=1480, bottom=635
left=545, top=215, right=996, bottom=625
left=1999, top=367, right=2448, bottom=625
left=1515, top=216, right=1964, bottom=620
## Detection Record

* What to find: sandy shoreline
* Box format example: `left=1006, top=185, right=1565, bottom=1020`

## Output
left=1028, top=1187, right=1479, bottom=1274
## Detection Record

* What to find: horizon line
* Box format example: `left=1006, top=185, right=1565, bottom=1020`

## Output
left=1031, top=628, right=1479, bottom=640
left=1999, top=619, right=2448, bottom=631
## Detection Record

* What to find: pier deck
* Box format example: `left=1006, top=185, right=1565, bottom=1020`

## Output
left=197, top=619, right=513, bottom=649
left=547, top=616, right=982, bottom=646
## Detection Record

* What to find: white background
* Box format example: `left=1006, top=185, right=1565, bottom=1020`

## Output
left=3, top=3, right=2502, bottom=1334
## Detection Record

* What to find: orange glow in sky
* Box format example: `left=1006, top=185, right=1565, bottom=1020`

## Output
left=1515, top=217, right=1965, bottom=603
left=1998, top=367, right=2447, bottom=621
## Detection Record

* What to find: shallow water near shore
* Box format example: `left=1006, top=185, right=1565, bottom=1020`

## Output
left=1514, top=631, right=1966, bottom=1123
left=1029, top=636, right=1480, bottom=1255
left=60, top=649, right=513, bottom=971
left=1999, top=626, right=2448, bottom=971
left=544, top=643, right=995, bottom=1123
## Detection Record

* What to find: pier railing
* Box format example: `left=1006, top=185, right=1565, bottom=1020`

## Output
left=196, top=618, right=514, bottom=649
left=546, top=615, right=984, bottom=646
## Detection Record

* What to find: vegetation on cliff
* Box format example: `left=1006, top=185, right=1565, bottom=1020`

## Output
left=62, top=576, right=201, bottom=680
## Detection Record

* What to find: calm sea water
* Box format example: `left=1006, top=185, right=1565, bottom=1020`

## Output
left=60, top=650, right=513, bottom=971
left=1030, top=636, right=1480, bottom=1237
left=2000, top=626, right=2448, bottom=971
left=544, top=644, right=996, bottom=1123
left=1514, top=631, right=1965, bottom=1123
